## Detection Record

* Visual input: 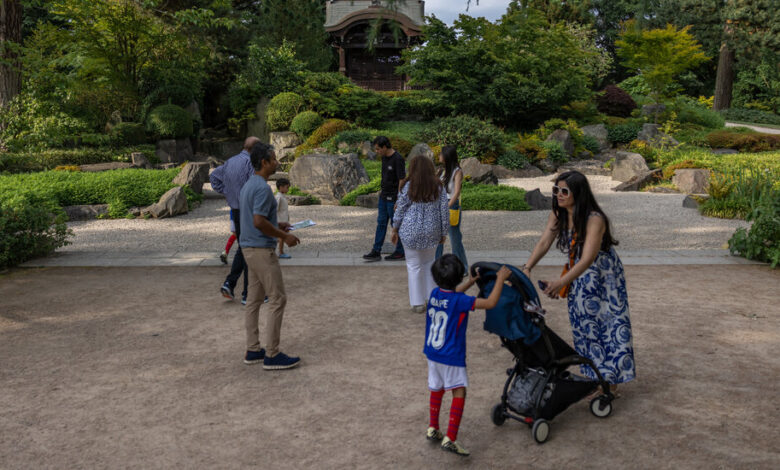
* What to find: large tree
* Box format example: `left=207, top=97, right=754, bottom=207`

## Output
left=0, top=0, right=22, bottom=109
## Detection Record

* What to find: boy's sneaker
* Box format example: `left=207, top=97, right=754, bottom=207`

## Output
left=384, top=252, right=405, bottom=261
left=363, top=250, right=381, bottom=262
left=278, top=253, right=291, bottom=259
left=219, top=251, right=228, bottom=264
left=412, top=305, right=426, bottom=313
left=243, top=349, right=266, bottom=364
left=441, top=437, right=470, bottom=457
left=220, top=282, right=234, bottom=300
left=262, top=352, right=301, bottom=370
left=426, top=427, right=444, bottom=441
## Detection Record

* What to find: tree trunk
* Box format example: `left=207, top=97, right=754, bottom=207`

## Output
left=0, top=0, right=22, bottom=109
left=713, top=41, right=735, bottom=111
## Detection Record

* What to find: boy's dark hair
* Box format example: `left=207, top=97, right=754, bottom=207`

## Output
left=372, top=135, right=391, bottom=149
left=249, top=141, right=274, bottom=171
left=276, top=178, right=290, bottom=189
left=431, top=254, right=465, bottom=290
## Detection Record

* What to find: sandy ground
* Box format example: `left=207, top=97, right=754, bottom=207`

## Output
left=1, top=265, right=778, bottom=469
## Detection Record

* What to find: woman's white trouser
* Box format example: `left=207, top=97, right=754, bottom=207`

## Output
left=404, top=247, right=437, bottom=307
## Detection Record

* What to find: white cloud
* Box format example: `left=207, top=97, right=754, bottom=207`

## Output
left=422, top=0, right=509, bottom=24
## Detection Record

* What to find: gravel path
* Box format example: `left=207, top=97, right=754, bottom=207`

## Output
left=61, top=176, right=749, bottom=255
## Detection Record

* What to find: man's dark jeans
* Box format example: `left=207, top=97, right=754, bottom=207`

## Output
left=372, top=199, right=404, bottom=255
left=226, top=208, right=248, bottom=297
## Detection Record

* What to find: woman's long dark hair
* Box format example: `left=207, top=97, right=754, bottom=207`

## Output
left=437, top=145, right=459, bottom=186
left=553, top=170, right=618, bottom=257
left=401, top=155, right=441, bottom=202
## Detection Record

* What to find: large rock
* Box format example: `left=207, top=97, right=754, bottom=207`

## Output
left=611, top=151, right=650, bottom=182
left=407, top=143, right=434, bottom=161
left=172, top=162, right=210, bottom=194
left=147, top=186, right=188, bottom=218
left=286, top=195, right=314, bottom=206
left=156, top=138, right=193, bottom=163
left=641, top=104, right=666, bottom=119
left=524, top=188, right=552, bottom=210
left=683, top=194, right=710, bottom=209
left=289, top=153, right=369, bottom=204
left=612, top=169, right=662, bottom=192
left=535, top=159, right=558, bottom=174
left=63, top=204, right=109, bottom=221
left=546, top=129, right=574, bottom=156
left=176, top=138, right=194, bottom=162
left=637, top=123, right=679, bottom=148
left=199, top=139, right=243, bottom=160
left=270, top=131, right=301, bottom=151
left=673, top=169, right=711, bottom=194
left=558, top=159, right=611, bottom=176
left=356, top=192, right=380, bottom=209
left=277, top=147, right=296, bottom=162
left=493, top=164, right=544, bottom=179
left=460, top=157, right=498, bottom=185
left=131, top=152, right=150, bottom=169
left=359, top=141, right=376, bottom=160
left=581, top=124, right=610, bottom=151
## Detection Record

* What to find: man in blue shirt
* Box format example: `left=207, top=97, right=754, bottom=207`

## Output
left=240, top=141, right=302, bottom=370
left=210, top=137, right=258, bottom=303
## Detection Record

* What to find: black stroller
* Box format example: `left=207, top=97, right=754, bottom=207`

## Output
left=471, top=262, right=615, bottom=444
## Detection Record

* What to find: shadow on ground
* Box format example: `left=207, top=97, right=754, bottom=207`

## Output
left=1, top=265, right=778, bottom=468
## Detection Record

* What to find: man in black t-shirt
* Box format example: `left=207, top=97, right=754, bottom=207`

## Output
left=363, top=136, right=406, bottom=261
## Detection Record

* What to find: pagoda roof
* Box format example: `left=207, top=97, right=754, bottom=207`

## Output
left=325, top=1, right=425, bottom=33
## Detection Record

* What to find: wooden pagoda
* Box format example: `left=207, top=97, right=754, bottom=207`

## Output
left=325, top=0, right=424, bottom=91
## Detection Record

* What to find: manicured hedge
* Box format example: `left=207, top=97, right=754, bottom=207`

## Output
left=146, top=104, right=193, bottom=139
left=460, top=182, right=530, bottom=211
left=0, top=146, right=155, bottom=174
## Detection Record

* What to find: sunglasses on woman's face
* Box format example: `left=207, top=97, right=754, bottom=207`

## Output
left=552, top=185, right=571, bottom=197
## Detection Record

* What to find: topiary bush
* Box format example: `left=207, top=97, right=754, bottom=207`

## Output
left=418, top=115, right=505, bottom=162
left=266, top=92, right=305, bottom=132
left=110, top=122, right=148, bottom=146
left=607, top=122, right=642, bottom=144
left=596, top=85, right=638, bottom=118
left=145, top=104, right=193, bottom=139
left=289, top=111, right=323, bottom=139
left=460, top=182, right=530, bottom=211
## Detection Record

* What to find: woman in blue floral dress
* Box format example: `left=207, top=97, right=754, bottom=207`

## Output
left=521, top=170, right=635, bottom=395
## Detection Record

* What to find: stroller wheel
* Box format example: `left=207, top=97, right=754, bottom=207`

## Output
left=590, top=397, right=612, bottom=418
left=491, top=404, right=506, bottom=426
left=531, top=419, right=550, bottom=444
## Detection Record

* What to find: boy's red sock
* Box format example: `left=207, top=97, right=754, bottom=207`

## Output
left=225, top=234, right=236, bottom=253
left=447, top=395, right=466, bottom=441
left=429, top=389, right=444, bottom=429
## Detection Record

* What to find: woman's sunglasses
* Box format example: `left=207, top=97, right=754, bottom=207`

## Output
left=552, top=185, right=571, bottom=197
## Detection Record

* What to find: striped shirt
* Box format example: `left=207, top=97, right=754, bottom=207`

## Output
left=209, top=150, right=254, bottom=209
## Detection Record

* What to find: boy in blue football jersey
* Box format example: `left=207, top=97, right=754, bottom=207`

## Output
left=424, top=254, right=511, bottom=457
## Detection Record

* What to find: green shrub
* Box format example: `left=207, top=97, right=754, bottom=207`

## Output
left=286, top=186, right=321, bottom=205
left=0, top=93, right=94, bottom=151
left=146, top=104, right=193, bottom=139
left=512, top=136, right=546, bottom=162
left=700, top=167, right=779, bottom=220
left=728, top=192, right=780, bottom=267
left=325, top=129, right=373, bottom=153
left=295, top=119, right=353, bottom=158
left=541, top=141, right=568, bottom=164
left=339, top=179, right=381, bottom=206
left=266, top=92, right=305, bottom=131
left=672, top=98, right=725, bottom=129
left=110, top=123, right=148, bottom=146
left=596, top=85, right=637, bottom=118
left=336, top=87, right=390, bottom=127
left=0, top=146, right=155, bottom=174
left=720, top=108, right=780, bottom=126
left=497, top=149, right=531, bottom=170
left=390, top=137, right=414, bottom=158
left=289, top=111, right=323, bottom=139
left=607, top=122, right=642, bottom=144
left=705, top=130, right=780, bottom=152
left=561, top=100, right=602, bottom=126
left=418, top=115, right=505, bottom=162
left=0, top=194, right=71, bottom=269
left=460, top=182, right=530, bottom=211
left=582, top=135, right=601, bottom=154
left=384, top=90, right=454, bottom=120
left=617, top=75, right=652, bottom=99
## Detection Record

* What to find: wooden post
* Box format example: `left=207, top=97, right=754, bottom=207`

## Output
left=338, top=46, right=346, bottom=74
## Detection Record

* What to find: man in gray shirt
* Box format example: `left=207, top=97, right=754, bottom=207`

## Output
left=239, top=141, right=301, bottom=370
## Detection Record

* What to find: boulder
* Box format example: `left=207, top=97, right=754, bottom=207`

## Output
left=176, top=138, right=194, bottom=162
left=535, top=159, right=558, bottom=174
left=611, top=151, right=649, bottom=182
left=155, top=138, right=193, bottom=163
left=337, top=141, right=349, bottom=151
left=79, top=162, right=133, bottom=172
left=286, top=195, right=314, bottom=206
left=524, top=188, right=552, bottom=211
left=289, top=153, right=369, bottom=204
left=172, top=162, right=210, bottom=194
left=612, top=169, right=662, bottom=192
left=359, top=141, right=376, bottom=160
left=683, top=194, right=710, bottom=209
left=641, top=104, right=666, bottom=119
left=199, top=139, right=243, bottom=160
left=131, top=152, right=150, bottom=169
left=206, top=156, right=225, bottom=169
left=147, top=186, right=189, bottom=218
left=581, top=124, right=610, bottom=151
left=407, top=143, right=434, bottom=161
left=637, top=123, right=679, bottom=148
left=493, top=164, right=544, bottom=179
left=558, top=159, right=611, bottom=176
left=673, top=169, right=711, bottom=194
left=270, top=131, right=301, bottom=151
left=546, top=129, right=574, bottom=156
left=63, top=204, right=109, bottom=221
left=356, top=192, right=380, bottom=209
left=277, top=147, right=296, bottom=162
left=460, top=157, right=498, bottom=185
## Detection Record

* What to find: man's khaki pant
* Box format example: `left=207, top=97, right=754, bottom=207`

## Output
left=243, top=247, right=286, bottom=357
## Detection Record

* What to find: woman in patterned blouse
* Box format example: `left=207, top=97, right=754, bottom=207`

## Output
left=391, top=155, right=450, bottom=313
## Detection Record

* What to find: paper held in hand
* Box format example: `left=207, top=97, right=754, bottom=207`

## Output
left=288, top=219, right=316, bottom=231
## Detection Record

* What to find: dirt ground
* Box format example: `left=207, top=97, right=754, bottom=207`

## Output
left=1, top=265, right=778, bottom=469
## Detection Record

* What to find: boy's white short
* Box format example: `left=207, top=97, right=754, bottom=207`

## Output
left=428, top=360, right=468, bottom=391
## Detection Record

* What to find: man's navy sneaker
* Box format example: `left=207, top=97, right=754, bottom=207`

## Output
left=220, top=282, right=235, bottom=300
left=263, top=352, right=301, bottom=370
left=244, top=349, right=266, bottom=364
left=363, top=250, right=381, bottom=262
left=384, top=252, right=405, bottom=261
